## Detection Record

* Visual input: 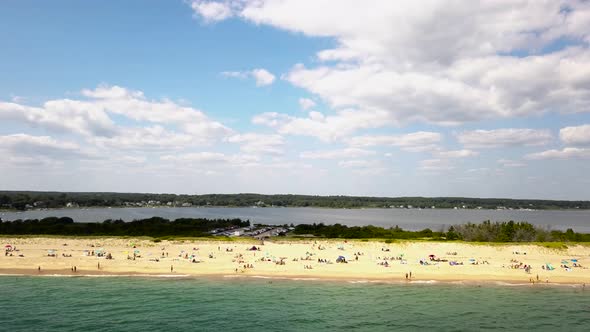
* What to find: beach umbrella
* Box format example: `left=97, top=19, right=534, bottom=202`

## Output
left=5, top=244, right=12, bottom=248
left=571, top=259, right=578, bottom=262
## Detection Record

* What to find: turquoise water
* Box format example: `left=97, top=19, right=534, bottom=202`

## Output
left=0, top=276, right=588, bottom=331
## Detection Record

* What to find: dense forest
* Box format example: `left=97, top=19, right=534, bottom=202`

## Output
left=2, top=216, right=588, bottom=242
left=1, top=191, right=589, bottom=210
left=0, top=217, right=249, bottom=237
left=293, top=220, right=590, bottom=242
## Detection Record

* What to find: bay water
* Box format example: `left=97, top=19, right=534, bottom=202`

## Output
left=2, top=207, right=590, bottom=232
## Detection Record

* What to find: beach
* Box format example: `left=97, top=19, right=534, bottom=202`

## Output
left=1, top=237, right=588, bottom=284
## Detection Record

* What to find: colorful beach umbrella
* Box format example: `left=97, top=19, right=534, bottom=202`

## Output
left=5, top=244, right=12, bottom=248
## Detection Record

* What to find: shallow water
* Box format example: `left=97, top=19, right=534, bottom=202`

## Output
left=2, top=207, right=590, bottom=232
left=0, top=276, right=588, bottom=331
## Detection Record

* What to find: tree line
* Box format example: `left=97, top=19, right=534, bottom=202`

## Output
left=0, top=217, right=249, bottom=237
left=1, top=191, right=589, bottom=210
left=1, top=216, right=588, bottom=242
left=293, top=220, right=590, bottom=242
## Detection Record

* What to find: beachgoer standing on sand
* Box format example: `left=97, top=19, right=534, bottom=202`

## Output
left=409, top=271, right=412, bottom=279
left=38, top=266, right=41, bottom=272
left=171, top=265, right=174, bottom=272
left=405, top=273, right=408, bottom=280
left=98, top=262, right=100, bottom=270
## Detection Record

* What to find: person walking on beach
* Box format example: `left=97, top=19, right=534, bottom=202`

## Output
left=405, top=273, right=408, bottom=280
left=171, top=265, right=174, bottom=273
left=409, top=271, right=412, bottom=279
left=98, top=262, right=100, bottom=270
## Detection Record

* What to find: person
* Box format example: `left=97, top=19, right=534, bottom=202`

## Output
left=74, top=266, right=77, bottom=272
left=98, top=262, right=100, bottom=270
left=38, top=266, right=41, bottom=272
left=171, top=265, right=174, bottom=272
left=409, top=271, right=412, bottom=279
left=536, top=274, right=539, bottom=281
left=405, top=273, right=408, bottom=280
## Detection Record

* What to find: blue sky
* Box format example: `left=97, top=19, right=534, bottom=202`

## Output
left=1, top=1, right=590, bottom=199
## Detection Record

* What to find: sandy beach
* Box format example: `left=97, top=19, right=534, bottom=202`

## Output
left=1, top=237, right=588, bottom=284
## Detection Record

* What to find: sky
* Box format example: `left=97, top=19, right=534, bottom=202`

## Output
left=1, top=1, right=590, bottom=200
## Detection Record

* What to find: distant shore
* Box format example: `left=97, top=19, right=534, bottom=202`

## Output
left=2, top=237, right=588, bottom=285
left=3, top=206, right=590, bottom=213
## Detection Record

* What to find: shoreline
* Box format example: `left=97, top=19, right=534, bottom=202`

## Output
left=0, top=269, right=586, bottom=288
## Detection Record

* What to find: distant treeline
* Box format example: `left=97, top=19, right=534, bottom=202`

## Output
left=0, top=217, right=249, bottom=237
left=293, top=220, right=590, bottom=242
left=1, top=191, right=589, bottom=210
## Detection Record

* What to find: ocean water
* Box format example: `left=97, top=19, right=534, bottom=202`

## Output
left=2, top=207, right=590, bottom=232
left=0, top=276, right=588, bottom=331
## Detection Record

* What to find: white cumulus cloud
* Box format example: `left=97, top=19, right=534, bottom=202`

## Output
left=298, top=98, right=316, bottom=111
left=210, top=1, right=590, bottom=130
left=222, top=68, right=275, bottom=86
left=300, top=148, right=375, bottom=160
left=525, top=147, right=590, bottom=160
left=191, top=1, right=233, bottom=22
left=456, top=129, right=553, bottom=148
left=226, top=133, right=284, bottom=155
left=560, top=124, right=590, bottom=146
left=348, top=132, right=442, bottom=152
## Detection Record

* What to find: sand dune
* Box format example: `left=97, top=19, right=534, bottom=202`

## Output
left=1, top=237, right=588, bottom=284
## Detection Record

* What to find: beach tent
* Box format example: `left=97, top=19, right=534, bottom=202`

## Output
left=336, top=255, right=347, bottom=263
